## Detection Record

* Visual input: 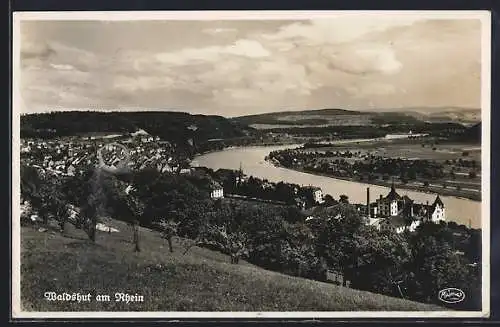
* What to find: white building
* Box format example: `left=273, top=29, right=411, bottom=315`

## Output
left=209, top=181, right=224, bottom=199
left=367, top=185, right=445, bottom=233
left=430, top=196, right=446, bottom=222
left=305, top=186, right=324, bottom=204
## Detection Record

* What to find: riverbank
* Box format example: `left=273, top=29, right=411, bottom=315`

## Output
left=266, top=159, right=481, bottom=202
left=194, top=145, right=482, bottom=228
left=194, top=141, right=300, bottom=157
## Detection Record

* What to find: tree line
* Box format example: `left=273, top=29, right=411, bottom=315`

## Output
left=20, top=162, right=481, bottom=310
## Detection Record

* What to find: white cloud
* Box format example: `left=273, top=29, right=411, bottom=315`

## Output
left=262, top=17, right=421, bottom=45
left=113, top=75, right=176, bottom=92
left=49, top=63, right=75, bottom=71
left=155, top=39, right=271, bottom=66
left=358, top=83, right=397, bottom=96
left=19, top=18, right=482, bottom=114
left=203, top=27, right=238, bottom=35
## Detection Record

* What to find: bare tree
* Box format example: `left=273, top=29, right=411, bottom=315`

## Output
left=121, top=184, right=145, bottom=252
left=205, top=225, right=250, bottom=264
left=81, top=169, right=107, bottom=242
left=132, top=219, right=141, bottom=252
left=156, top=219, right=180, bottom=253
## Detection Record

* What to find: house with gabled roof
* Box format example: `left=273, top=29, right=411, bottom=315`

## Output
left=366, top=183, right=445, bottom=233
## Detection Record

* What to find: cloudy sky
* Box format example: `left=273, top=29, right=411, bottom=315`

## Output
left=18, top=14, right=483, bottom=116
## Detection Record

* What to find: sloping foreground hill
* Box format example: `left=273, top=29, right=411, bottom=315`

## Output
left=20, top=220, right=442, bottom=312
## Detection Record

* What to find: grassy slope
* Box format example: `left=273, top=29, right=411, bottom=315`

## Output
left=21, top=219, right=442, bottom=312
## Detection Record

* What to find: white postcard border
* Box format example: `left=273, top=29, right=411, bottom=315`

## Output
left=11, top=10, right=492, bottom=319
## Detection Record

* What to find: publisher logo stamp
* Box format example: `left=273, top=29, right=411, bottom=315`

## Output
left=438, top=288, right=465, bottom=304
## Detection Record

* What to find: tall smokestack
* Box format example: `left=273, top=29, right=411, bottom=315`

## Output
left=366, top=187, right=370, bottom=217
left=426, top=201, right=430, bottom=221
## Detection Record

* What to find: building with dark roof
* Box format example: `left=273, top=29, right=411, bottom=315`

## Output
left=303, top=186, right=325, bottom=204
left=366, top=184, right=446, bottom=233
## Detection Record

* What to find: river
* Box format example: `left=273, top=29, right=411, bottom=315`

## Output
left=193, top=141, right=482, bottom=229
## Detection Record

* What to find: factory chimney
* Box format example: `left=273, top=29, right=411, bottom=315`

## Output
left=426, top=201, right=430, bottom=221
left=366, top=187, right=370, bottom=218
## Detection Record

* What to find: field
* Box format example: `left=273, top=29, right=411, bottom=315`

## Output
left=20, top=219, right=442, bottom=312
left=296, top=138, right=482, bottom=200
left=307, top=140, right=481, bottom=162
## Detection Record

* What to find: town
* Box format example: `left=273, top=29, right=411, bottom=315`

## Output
left=21, top=131, right=448, bottom=237
left=19, top=117, right=482, bottom=313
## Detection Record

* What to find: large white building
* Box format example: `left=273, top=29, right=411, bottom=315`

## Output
left=366, top=184, right=446, bottom=233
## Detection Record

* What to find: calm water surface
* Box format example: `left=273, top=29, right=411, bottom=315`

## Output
left=193, top=141, right=482, bottom=229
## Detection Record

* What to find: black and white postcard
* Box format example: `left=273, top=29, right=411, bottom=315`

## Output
left=11, top=10, right=491, bottom=319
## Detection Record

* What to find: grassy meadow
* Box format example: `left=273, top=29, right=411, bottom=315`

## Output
left=20, top=219, right=443, bottom=312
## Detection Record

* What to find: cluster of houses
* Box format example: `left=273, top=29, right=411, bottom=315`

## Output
left=22, top=131, right=447, bottom=235
left=20, top=131, right=181, bottom=178
left=201, top=170, right=446, bottom=236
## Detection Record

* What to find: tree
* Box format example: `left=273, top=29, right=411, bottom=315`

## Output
left=313, top=204, right=364, bottom=286
left=350, top=228, right=413, bottom=297
left=323, top=194, right=337, bottom=206
left=80, top=169, right=110, bottom=242
left=20, top=164, right=42, bottom=202
left=125, top=189, right=145, bottom=252
left=407, top=222, right=473, bottom=305
left=281, top=222, right=327, bottom=280
left=407, top=169, right=417, bottom=180
left=131, top=219, right=141, bottom=252
left=204, top=224, right=250, bottom=264
left=339, top=194, right=349, bottom=204
left=156, top=218, right=180, bottom=253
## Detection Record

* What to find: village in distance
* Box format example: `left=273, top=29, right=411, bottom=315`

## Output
left=19, top=108, right=483, bottom=312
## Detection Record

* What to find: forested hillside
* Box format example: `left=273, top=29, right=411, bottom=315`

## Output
left=21, top=111, right=254, bottom=145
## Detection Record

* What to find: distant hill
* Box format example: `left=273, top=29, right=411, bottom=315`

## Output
left=395, top=108, right=481, bottom=126
left=454, top=122, right=481, bottom=143
left=233, top=107, right=480, bottom=129
left=20, top=111, right=254, bottom=145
